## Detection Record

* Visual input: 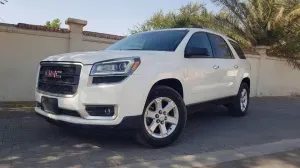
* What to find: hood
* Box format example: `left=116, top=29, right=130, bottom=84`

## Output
left=43, top=50, right=170, bottom=64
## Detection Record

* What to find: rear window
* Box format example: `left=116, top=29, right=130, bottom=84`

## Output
left=229, top=41, right=246, bottom=59
left=207, top=34, right=233, bottom=59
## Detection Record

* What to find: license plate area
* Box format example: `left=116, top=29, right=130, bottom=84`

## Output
left=41, top=96, right=59, bottom=114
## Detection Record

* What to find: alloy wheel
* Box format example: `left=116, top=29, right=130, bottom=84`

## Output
left=144, top=97, right=179, bottom=139
left=240, top=89, right=248, bottom=112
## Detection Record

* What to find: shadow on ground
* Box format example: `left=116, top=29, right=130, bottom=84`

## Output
left=0, top=97, right=300, bottom=167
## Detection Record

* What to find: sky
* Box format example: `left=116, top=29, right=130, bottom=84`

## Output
left=0, top=0, right=219, bottom=36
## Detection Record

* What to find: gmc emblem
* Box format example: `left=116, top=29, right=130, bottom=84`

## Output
left=44, top=70, right=62, bottom=78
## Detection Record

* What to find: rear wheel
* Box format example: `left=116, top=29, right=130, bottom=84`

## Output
left=136, top=86, right=187, bottom=148
left=228, top=83, right=250, bottom=117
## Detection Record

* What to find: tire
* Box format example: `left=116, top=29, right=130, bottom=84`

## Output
left=136, top=85, right=187, bottom=148
left=228, top=83, right=250, bottom=117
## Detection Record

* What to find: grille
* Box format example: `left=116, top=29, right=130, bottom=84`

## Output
left=38, top=62, right=81, bottom=95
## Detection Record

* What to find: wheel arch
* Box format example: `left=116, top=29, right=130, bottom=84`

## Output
left=150, top=78, right=184, bottom=98
left=241, top=77, right=250, bottom=88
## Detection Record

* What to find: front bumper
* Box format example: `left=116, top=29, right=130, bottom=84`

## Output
left=35, top=64, right=151, bottom=126
left=36, top=111, right=141, bottom=129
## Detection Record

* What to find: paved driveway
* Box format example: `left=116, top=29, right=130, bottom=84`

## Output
left=0, top=97, right=300, bottom=168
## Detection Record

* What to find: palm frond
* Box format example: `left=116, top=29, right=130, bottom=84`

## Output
left=286, top=5, right=300, bottom=22
left=275, top=6, right=285, bottom=21
left=211, top=0, right=248, bottom=25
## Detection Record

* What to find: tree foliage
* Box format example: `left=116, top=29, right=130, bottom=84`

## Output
left=130, top=1, right=300, bottom=69
left=45, top=18, right=61, bottom=28
left=212, top=0, right=300, bottom=68
left=129, top=2, right=215, bottom=34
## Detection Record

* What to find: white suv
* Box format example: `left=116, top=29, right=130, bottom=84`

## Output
left=35, top=28, right=251, bottom=147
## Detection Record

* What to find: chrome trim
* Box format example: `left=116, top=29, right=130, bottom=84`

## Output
left=37, top=61, right=83, bottom=97
left=35, top=107, right=119, bottom=124
left=36, top=89, right=76, bottom=98
left=40, top=61, right=83, bottom=66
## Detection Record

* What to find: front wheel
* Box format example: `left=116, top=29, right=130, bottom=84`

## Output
left=136, top=86, right=187, bottom=148
left=228, top=83, right=250, bottom=117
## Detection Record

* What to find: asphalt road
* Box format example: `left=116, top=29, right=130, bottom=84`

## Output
left=0, top=97, right=300, bottom=168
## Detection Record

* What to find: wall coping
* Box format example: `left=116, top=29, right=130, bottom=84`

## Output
left=245, top=54, right=260, bottom=59
left=0, top=23, right=70, bottom=39
left=65, top=18, right=87, bottom=26
left=243, top=50, right=259, bottom=55
left=255, top=46, right=271, bottom=49
left=0, top=23, right=70, bottom=33
left=0, top=22, right=124, bottom=40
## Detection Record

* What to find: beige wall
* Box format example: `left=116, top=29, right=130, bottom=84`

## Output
left=0, top=20, right=118, bottom=101
left=248, top=54, right=300, bottom=97
left=0, top=19, right=299, bottom=101
left=246, top=55, right=260, bottom=97
left=0, top=28, right=69, bottom=101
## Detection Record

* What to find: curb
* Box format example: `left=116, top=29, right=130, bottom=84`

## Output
left=114, top=138, right=300, bottom=168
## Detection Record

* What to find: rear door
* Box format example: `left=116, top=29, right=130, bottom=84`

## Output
left=183, top=32, right=222, bottom=104
left=228, top=40, right=251, bottom=94
left=207, top=33, right=239, bottom=97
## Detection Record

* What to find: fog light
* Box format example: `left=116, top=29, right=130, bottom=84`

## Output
left=85, top=105, right=115, bottom=117
left=104, top=108, right=111, bottom=115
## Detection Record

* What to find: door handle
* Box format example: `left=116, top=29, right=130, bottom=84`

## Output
left=213, top=65, right=219, bottom=69
left=234, top=65, right=239, bottom=69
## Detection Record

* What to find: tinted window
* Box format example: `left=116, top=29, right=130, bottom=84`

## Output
left=229, top=41, right=246, bottom=59
left=185, top=32, right=213, bottom=57
left=208, top=34, right=233, bottom=59
left=106, top=30, right=188, bottom=52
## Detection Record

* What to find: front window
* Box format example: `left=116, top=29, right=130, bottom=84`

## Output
left=106, top=30, right=188, bottom=52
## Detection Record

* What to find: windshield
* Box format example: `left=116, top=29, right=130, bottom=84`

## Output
left=106, top=30, right=188, bottom=52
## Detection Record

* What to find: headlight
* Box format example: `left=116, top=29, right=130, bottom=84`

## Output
left=90, top=57, right=141, bottom=76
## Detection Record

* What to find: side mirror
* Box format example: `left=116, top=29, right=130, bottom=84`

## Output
left=185, top=47, right=210, bottom=58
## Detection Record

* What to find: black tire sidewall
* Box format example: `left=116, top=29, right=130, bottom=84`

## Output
left=230, top=83, right=250, bottom=116
left=137, top=85, right=187, bottom=147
